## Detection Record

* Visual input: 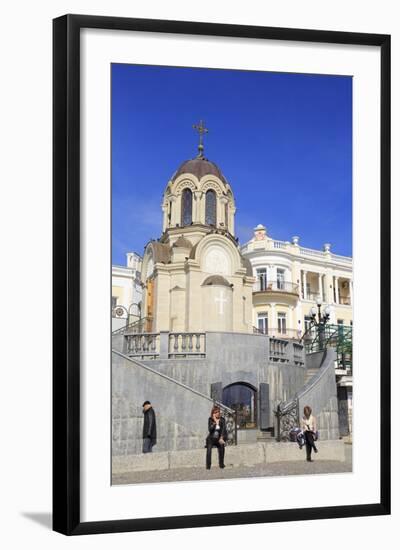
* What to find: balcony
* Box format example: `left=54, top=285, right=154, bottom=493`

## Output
left=253, top=279, right=299, bottom=296
left=254, top=326, right=302, bottom=341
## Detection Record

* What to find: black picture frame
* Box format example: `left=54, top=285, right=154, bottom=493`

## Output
left=53, top=14, right=391, bottom=535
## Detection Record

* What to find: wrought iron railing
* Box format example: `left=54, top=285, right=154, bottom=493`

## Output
left=112, top=316, right=153, bottom=336
left=303, top=324, right=352, bottom=353
left=253, top=280, right=299, bottom=295
left=217, top=405, right=238, bottom=446
left=302, top=323, right=352, bottom=374
left=275, top=398, right=299, bottom=441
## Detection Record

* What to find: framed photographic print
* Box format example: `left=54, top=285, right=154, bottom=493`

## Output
left=53, top=14, right=390, bottom=535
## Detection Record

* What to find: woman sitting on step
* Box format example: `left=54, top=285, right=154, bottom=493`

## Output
left=301, top=405, right=318, bottom=462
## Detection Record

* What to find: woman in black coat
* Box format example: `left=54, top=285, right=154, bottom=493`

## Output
left=206, top=405, right=227, bottom=469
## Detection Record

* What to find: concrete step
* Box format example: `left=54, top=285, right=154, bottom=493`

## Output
left=112, top=440, right=346, bottom=474
left=256, top=431, right=275, bottom=441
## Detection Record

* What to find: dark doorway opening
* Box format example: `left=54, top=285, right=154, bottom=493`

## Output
left=222, top=383, right=257, bottom=429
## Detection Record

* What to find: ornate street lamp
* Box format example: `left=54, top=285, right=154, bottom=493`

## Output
left=309, top=296, right=331, bottom=350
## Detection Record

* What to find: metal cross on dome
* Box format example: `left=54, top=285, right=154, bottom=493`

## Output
left=193, top=120, right=208, bottom=158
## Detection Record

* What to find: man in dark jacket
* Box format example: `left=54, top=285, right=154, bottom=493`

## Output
left=142, top=400, right=157, bottom=453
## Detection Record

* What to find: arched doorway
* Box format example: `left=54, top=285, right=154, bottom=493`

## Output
left=222, top=383, right=257, bottom=429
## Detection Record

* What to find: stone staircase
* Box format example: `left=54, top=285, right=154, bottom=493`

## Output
left=305, top=367, right=319, bottom=384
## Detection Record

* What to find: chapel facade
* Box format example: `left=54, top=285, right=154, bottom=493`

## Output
left=141, top=124, right=254, bottom=334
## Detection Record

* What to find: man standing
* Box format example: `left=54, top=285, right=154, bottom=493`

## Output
left=206, top=406, right=227, bottom=469
left=142, top=400, right=157, bottom=453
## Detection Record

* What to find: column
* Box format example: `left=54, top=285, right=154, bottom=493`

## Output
left=325, top=270, right=334, bottom=304
left=220, top=196, right=228, bottom=229
left=334, top=276, right=340, bottom=305
left=170, top=196, right=178, bottom=226
left=349, top=279, right=353, bottom=306
left=271, top=265, right=277, bottom=288
left=318, top=273, right=323, bottom=302
left=302, top=270, right=308, bottom=300
left=270, top=303, right=277, bottom=332
left=193, top=191, right=202, bottom=224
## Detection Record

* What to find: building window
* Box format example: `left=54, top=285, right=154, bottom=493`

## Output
left=222, top=383, right=257, bottom=429
left=205, top=189, right=217, bottom=226
left=277, top=268, right=285, bottom=289
left=277, top=312, right=287, bottom=334
left=256, top=268, right=267, bottom=291
left=167, top=200, right=172, bottom=224
left=181, top=188, right=193, bottom=226
left=257, top=312, right=268, bottom=334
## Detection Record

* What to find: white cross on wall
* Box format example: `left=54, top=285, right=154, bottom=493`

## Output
left=215, top=290, right=227, bottom=315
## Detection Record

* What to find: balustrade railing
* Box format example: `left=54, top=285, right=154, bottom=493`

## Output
left=125, top=333, right=160, bottom=358
left=269, top=338, right=289, bottom=363
left=254, top=326, right=302, bottom=340
left=169, top=332, right=206, bottom=358
left=293, top=343, right=305, bottom=365
left=299, top=246, right=325, bottom=258
left=272, top=240, right=286, bottom=249
left=253, top=280, right=299, bottom=295
left=331, top=253, right=352, bottom=264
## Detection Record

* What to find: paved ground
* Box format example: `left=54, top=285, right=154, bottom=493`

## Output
left=112, top=443, right=352, bottom=485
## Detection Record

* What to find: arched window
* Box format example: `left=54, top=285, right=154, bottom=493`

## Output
left=222, top=383, right=257, bottom=429
left=205, top=189, right=217, bottom=226
left=181, top=188, right=192, bottom=226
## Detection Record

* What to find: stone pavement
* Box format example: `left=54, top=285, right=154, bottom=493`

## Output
left=112, top=443, right=352, bottom=485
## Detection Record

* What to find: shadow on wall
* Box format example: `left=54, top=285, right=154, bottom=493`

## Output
left=112, top=352, right=215, bottom=455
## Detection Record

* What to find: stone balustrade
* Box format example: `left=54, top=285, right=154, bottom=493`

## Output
left=125, top=333, right=160, bottom=359
left=269, top=338, right=305, bottom=366
left=269, top=338, right=289, bottom=363
left=293, top=342, right=305, bottom=365
left=124, top=331, right=206, bottom=359
left=123, top=331, right=304, bottom=366
left=169, top=332, right=206, bottom=358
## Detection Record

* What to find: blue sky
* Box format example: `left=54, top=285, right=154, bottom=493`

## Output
left=112, top=64, right=352, bottom=266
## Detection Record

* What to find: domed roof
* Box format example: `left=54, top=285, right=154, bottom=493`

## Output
left=172, top=157, right=228, bottom=186
left=201, top=275, right=232, bottom=287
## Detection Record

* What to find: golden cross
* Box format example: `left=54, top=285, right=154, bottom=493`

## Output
left=192, top=120, right=208, bottom=157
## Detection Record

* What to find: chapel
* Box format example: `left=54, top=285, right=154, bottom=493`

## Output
left=141, top=121, right=255, bottom=333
